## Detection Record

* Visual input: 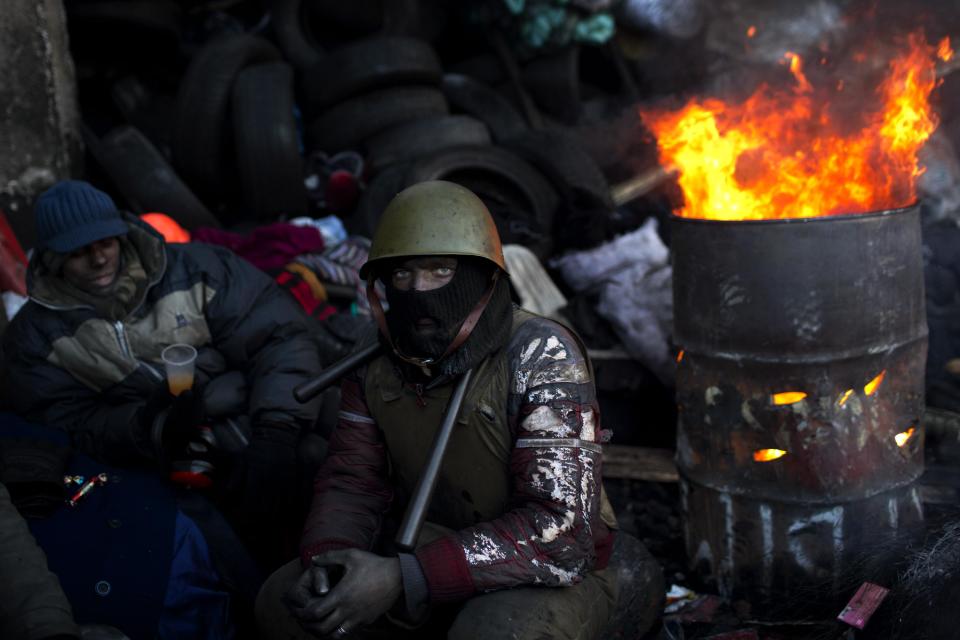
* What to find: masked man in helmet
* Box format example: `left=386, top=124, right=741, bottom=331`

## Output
left=256, top=181, right=619, bottom=639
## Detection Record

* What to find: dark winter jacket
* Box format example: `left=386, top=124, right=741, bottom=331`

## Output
left=300, top=308, right=615, bottom=602
left=1, top=216, right=322, bottom=465
left=0, top=481, right=79, bottom=640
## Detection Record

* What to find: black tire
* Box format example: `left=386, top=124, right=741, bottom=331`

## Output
left=502, top=129, right=613, bottom=251
left=441, top=74, right=528, bottom=143
left=302, top=36, right=442, bottom=115
left=268, top=0, right=323, bottom=70
left=172, top=33, right=281, bottom=197
left=110, top=75, right=177, bottom=153
left=447, top=54, right=505, bottom=88
left=349, top=163, right=408, bottom=238
left=402, top=145, right=558, bottom=258
left=521, top=46, right=582, bottom=124
left=364, top=115, right=491, bottom=174
left=66, top=0, right=183, bottom=41
left=502, top=129, right=613, bottom=210
left=231, top=62, right=307, bottom=222
left=304, top=0, right=444, bottom=47
left=87, top=125, right=221, bottom=230
left=306, top=86, right=448, bottom=153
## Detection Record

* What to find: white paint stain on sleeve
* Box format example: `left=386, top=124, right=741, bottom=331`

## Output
left=532, top=450, right=578, bottom=508
left=533, top=509, right=576, bottom=544
left=522, top=405, right=577, bottom=437
left=529, top=558, right=579, bottom=585
left=579, top=451, right=596, bottom=531
left=545, top=562, right=580, bottom=585
left=528, top=386, right=571, bottom=404
left=580, top=408, right=595, bottom=442
left=528, top=363, right=590, bottom=388
left=542, top=336, right=568, bottom=361
left=520, top=338, right=542, bottom=365
left=514, top=369, right=532, bottom=394
left=464, top=532, right=508, bottom=565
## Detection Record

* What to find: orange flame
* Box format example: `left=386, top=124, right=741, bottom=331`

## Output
left=784, top=52, right=813, bottom=94
left=747, top=26, right=757, bottom=39
left=772, top=391, right=807, bottom=405
left=895, top=427, right=916, bottom=447
left=676, top=349, right=685, bottom=363
left=864, top=370, right=886, bottom=396
left=641, top=32, right=939, bottom=220
left=754, top=448, right=787, bottom=462
left=938, top=37, right=954, bottom=62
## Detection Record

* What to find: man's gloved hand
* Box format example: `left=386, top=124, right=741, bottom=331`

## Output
left=137, top=386, right=206, bottom=460
left=161, top=390, right=205, bottom=455
left=288, top=550, right=403, bottom=637
left=283, top=562, right=331, bottom=611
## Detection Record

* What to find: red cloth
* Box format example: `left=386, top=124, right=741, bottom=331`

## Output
left=192, top=223, right=324, bottom=272
left=0, top=209, right=27, bottom=295
left=275, top=270, right=337, bottom=320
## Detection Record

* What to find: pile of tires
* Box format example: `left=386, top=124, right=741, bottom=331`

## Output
left=172, top=33, right=305, bottom=222
left=66, top=0, right=637, bottom=260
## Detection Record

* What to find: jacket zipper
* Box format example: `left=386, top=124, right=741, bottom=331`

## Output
left=114, top=320, right=163, bottom=380
left=114, top=321, right=131, bottom=358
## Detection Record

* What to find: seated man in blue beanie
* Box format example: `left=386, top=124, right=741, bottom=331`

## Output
left=1, top=180, right=324, bottom=570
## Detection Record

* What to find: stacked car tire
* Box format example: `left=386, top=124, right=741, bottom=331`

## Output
left=68, top=0, right=625, bottom=260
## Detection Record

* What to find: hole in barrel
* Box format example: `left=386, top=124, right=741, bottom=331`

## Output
left=864, top=370, right=886, bottom=396
left=895, top=427, right=916, bottom=447
left=753, top=448, right=787, bottom=462
left=772, top=391, right=807, bottom=405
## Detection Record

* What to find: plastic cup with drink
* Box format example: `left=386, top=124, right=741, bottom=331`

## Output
left=161, top=344, right=197, bottom=396
left=160, top=343, right=214, bottom=488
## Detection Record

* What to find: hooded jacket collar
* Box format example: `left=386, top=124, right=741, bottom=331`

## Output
left=28, top=213, right=168, bottom=316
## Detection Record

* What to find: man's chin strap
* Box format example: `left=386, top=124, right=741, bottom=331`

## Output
left=366, top=270, right=501, bottom=369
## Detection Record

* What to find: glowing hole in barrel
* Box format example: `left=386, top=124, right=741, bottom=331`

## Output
left=677, top=350, right=685, bottom=363
left=838, top=389, right=854, bottom=406
left=895, top=427, right=916, bottom=447
left=772, top=391, right=807, bottom=405
left=864, top=370, right=886, bottom=396
left=754, top=448, right=787, bottom=462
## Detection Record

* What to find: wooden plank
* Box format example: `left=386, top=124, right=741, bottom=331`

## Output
left=602, top=445, right=679, bottom=483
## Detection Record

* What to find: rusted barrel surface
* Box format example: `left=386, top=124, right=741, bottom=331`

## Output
left=672, top=205, right=928, bottom=603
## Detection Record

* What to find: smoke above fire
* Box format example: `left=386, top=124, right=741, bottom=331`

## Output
left=640, top=30, right=944, bottom=220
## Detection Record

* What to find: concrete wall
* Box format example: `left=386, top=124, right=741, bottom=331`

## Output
left=0, top=0, right=81, bottom=248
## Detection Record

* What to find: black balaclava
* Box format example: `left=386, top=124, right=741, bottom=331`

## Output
left=383, top=257, right=513, bottom=377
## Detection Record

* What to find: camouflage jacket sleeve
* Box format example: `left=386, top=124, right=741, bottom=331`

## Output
left=299, top=370, right=394, bottom=566
left=414, top=317, right=608, bottom=601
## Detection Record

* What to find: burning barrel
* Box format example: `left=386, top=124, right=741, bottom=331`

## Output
left=672, top=205, right=927, bottom=605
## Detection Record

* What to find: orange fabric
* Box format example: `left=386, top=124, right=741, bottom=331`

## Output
left=140, top=213, right=191, bottom=243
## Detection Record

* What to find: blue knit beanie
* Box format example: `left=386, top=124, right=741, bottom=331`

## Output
left=34, top=180, right=128, bottom=253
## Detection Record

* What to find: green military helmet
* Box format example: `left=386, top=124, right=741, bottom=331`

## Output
left=359, top=180, right=507, bottom=279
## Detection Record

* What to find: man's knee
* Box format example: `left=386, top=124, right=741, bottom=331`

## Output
left=448, top=569, right=617, bottom=640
